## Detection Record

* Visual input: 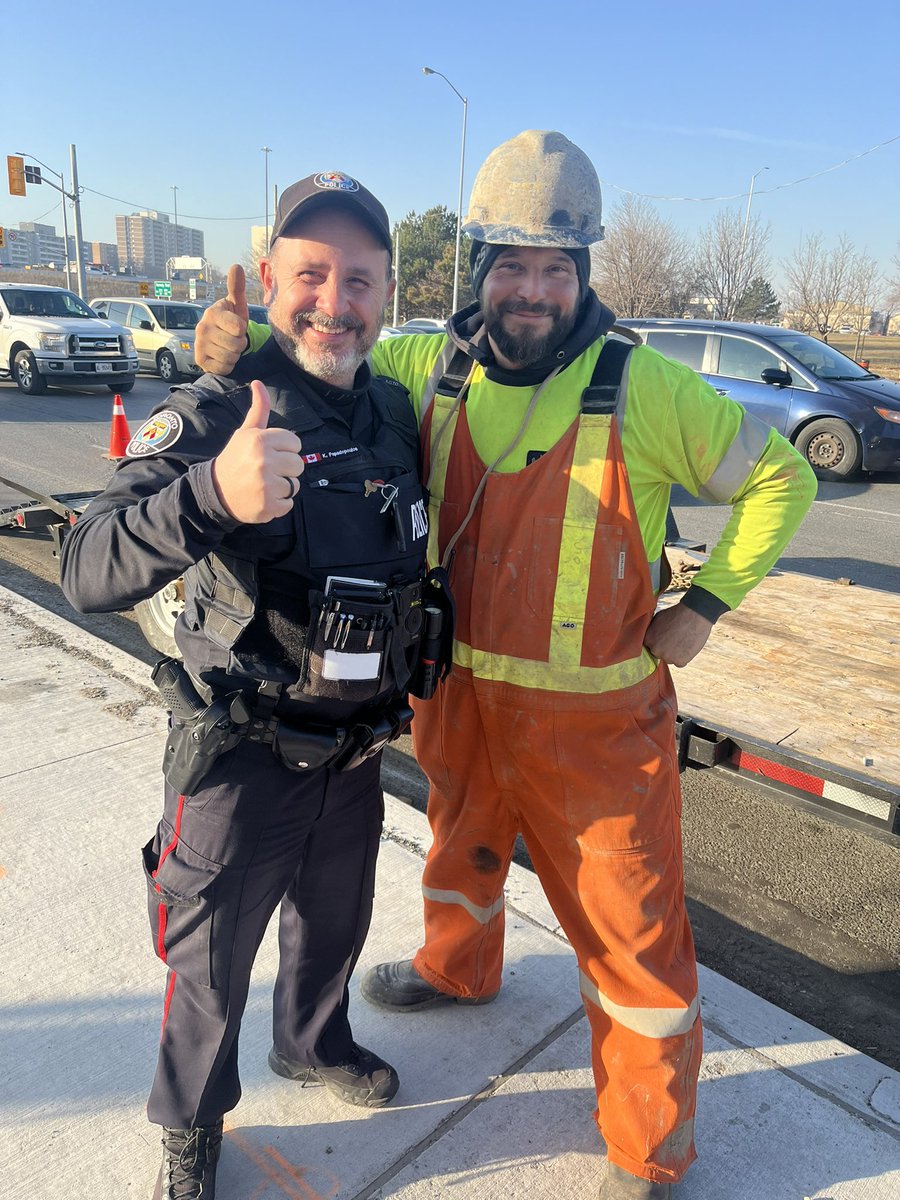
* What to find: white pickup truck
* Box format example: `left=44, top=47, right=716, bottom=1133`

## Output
left=0, top=282, right=138, bottom=394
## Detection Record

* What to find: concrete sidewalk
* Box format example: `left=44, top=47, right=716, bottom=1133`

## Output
left=0, top=583, right=897, bottom=1199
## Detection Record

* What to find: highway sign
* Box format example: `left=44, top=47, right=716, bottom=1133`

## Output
left=154, top=281, right=173, bottom=298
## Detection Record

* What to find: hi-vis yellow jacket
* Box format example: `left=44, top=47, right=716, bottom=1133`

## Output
left=245, top=323, right=817, bottom=616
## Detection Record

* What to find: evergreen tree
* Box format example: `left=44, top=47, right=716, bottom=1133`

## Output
left=392, top=207, right=471, bottom=321
left=735, top=276, right=780, bottom=323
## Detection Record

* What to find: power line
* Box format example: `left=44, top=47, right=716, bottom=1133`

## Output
left=81, top=185, right=263, bottom=222
left=601, top=132, right=900, bottom=204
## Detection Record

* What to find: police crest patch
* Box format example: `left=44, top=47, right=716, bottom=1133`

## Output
left=126, top=411, right=184, bottom=457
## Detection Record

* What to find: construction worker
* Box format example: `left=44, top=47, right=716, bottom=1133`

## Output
left=60, top=173, right=435, bottom=1200
left=194, top=131, right=817, bottom=1198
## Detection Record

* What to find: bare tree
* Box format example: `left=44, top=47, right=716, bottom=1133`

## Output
left=693, top=209, right=770, bottom=321
left=845, top=251, right=882, bottom=357
left=590, top=195, right=694, bottom=317
left=781, top=234, right=859, bottom=340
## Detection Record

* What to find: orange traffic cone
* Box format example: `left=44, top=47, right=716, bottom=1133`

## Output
left=105, top=393, right=132, bottom=460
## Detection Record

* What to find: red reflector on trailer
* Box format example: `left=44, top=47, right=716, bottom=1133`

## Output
left=732, top=750, right=825, bottom=797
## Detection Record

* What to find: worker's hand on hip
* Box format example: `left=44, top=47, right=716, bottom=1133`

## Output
left=195, top=264, right=250, bottom=375
left=643, top=603, right=713, bottom=667
left=211, top=380, right=303, bottom=523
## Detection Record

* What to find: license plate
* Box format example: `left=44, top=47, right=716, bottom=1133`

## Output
left=96, top=362, right=113, bottom=373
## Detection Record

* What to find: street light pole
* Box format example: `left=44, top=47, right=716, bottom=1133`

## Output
left=68, top=144, right=87, bottom=300
left=262, top=146, right=272, bottom=251
left=739, top=167, right=769, bottom=271
left=171, top=184, right=179, bottom=259
left=422, top=67, right=467, bottom=315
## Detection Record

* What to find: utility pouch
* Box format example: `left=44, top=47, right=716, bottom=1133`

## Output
left=299, top=586, right=396, bottom=704
left=272, top=722, right=348, bottom=772
left=409, top=567, right=455, bottom=699
left=152, top=657, right=251, bottom=795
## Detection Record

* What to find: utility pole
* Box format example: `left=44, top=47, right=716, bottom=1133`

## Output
left=69, top=144, right=87, bottom=300
left=171, top=184, right=179, bottom=257
left=261, top=146, right=272, bottom=250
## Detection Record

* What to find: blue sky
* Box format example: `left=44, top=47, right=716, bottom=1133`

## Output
left=7, top=0, right=899, bottom=300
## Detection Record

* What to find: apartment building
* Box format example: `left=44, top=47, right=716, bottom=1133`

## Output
left=115, top=210, right=204, bottom=279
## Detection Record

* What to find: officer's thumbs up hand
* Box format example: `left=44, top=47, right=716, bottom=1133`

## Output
left=211, top=380, right=304, bottom=524
left=195, top=263, right=251, bottom=376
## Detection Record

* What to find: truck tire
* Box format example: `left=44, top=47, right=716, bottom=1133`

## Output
left=157, top=350, right=182, bottom=384
left=14, top=350, right=48, bottom=395
left=134, top=579, right=184, bottom=658
left=110, top=380, right=135, bottom=393
left=794, top=418, right=862, bottom=480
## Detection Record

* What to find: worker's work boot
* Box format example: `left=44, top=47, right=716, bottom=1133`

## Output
left=152, top=1120, right=223, bottom=1200
left=600, top=1162, right=673, bottom=1199
left=360, top=959, right=499, bottom=1011
left=268, top=1042, right=399, bottom=1108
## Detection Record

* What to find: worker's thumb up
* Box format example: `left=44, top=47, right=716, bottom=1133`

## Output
left=211, top=381, right=303, bottom=524
left=226, top=263, right=249, bottom=323
left=242, top=379, right=271, bottom=429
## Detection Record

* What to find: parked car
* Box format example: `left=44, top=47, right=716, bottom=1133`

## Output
left=247, top=304, right=269, bottom=325
left=378, top=326, right=404, bottom=340
left=90, top=297, right=204, bottom=383
left=398, top=318, right=446, bottom=335
left=614, top=318, right=900, bottom=479
left=0, top=283, right=138, bottom=394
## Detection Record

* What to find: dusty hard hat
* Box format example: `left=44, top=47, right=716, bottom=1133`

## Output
left=462, top=130, right=604, bottom=249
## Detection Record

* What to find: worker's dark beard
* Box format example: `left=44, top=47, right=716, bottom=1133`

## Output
left=483, top=297, right=578, bottom=365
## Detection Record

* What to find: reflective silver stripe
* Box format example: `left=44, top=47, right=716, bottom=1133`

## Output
left=423, top=885, right=504, bottom=926
left=579, top=969, right=699, bottom=1039
left=699, top=411, right=771, bottom=503
left=648, top=555, right=661, bottom=593
left=615, top=344, right=633, bottom=425
left=419, top=340, right=456, bottom=426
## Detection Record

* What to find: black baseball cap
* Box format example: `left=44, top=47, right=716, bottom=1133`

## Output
left=270, top=171, right=393, bottom=257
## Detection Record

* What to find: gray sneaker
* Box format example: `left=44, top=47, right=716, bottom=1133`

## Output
left=600, top=1162, right=673, bottom=1199
left=360, top=959, right=499, bottom=1011
left=268, top=1043, right=399, bottom=1108
left=152, top=1121, right=222, bottom=1200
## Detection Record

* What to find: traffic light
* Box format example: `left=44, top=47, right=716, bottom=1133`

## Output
left=24, top=165, right=42, bottom=185
left=7, top=155, right=25, bottom=197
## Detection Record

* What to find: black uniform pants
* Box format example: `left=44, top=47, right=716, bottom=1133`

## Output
left=142, top=738, right=384, bottom=1129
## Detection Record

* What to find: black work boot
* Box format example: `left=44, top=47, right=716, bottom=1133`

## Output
left=152, top=1121, right=223, bottom=1200
left=360, top=959, right=499, bottom=1011
left=268, top=1042, right=399, bottom=1108
left=600, top=1162, right=673, bottom=1199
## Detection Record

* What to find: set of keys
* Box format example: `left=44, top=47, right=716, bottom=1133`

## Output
left=364, top=480, right=407, bottom=552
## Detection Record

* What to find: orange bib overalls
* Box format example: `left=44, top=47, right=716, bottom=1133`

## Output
left=410, top=377, right=701, bottom=1184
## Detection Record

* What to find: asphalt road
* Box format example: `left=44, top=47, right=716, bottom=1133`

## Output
left=1, top=372, right=898, bottom=1069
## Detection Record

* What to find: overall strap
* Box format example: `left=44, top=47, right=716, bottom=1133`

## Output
left=421, top=342, right=472, bottom=426
left=580, top=338, right=633, bottom=416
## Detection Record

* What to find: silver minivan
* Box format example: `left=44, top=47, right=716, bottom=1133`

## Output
left=90, top=297, right=203, bottom=383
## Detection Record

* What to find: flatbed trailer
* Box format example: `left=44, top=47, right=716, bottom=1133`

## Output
left=2, top=477, right=898, bottom=842
left=665, top=553, right=900, bottom=843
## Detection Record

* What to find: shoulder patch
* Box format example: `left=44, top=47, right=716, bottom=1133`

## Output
left=126, top=410, right=184, bottom=457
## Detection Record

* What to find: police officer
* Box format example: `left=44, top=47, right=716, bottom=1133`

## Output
left=60, top=172, right=432, bottom=1200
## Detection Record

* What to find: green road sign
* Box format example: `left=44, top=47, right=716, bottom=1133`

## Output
left=154, top=281, right=172, bottom=298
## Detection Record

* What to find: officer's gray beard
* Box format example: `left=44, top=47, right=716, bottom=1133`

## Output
left=268, top=289, right=379, bottom=385
left=483, top=297, right=578, bottom=366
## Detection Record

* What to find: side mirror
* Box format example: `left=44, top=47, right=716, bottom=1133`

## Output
left=140, top=320, right=153, bottom=331
left=761, top=367, right=792, bottom=387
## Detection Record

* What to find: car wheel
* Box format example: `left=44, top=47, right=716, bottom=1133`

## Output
left=110, top=380, right=135, bottom=393
left=14, top=350, right=48, bottom=395
left=157, top=350, right=182, bottom=383
left=134, top=579, right=184, bottom=658
left=794, top=418, right=862, bottom=480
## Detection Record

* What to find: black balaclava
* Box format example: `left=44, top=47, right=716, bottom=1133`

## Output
left=469, top=239, right=592, bottom=304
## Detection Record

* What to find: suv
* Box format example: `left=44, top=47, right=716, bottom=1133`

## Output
left=0, top=283, right=138, bottom=395
left=616, top=318, right=900, bottom=479
left=91, top=297, right=203, bottom=383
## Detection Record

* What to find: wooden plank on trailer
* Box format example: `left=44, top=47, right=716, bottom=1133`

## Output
left=662, top=559, right=900, bottom=789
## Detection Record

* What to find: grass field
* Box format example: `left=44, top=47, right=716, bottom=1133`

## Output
left=823, top=334, right=900, bottom=381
